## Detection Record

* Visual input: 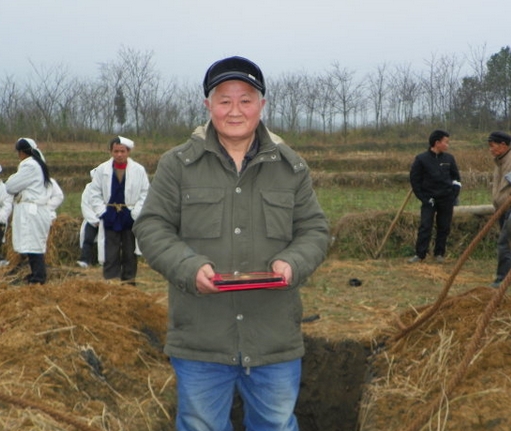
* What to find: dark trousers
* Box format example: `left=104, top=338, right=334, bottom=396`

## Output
left=79, top=222, right=99, bottom=264
left=415, top=197, right=454, bottom=259
left=496, top=212, right=511, bottom=282
left=26, top=253, right=46, bottom=284
left=103, top=228, right=137, bottom=283
left=0, top=223, right=5, bottom=260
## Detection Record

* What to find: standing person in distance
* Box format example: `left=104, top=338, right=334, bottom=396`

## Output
left=77, top=169, right=100, bottom=268
left=408, top=129, right=461, bottom=263
left=5, top=138, right=62, bottom=284
left=487, top=131, right=511, bottom=288
left=88, top=136, right=149, bottom=284
left=0, top=165, right=13, bottom=266
left=133, top=56, right=330, bottom=431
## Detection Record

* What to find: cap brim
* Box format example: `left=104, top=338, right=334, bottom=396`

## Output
left=206, top=72, right=264, bottom=95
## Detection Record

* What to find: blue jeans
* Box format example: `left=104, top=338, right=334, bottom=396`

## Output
left=171, top=357, right=301, bottom=431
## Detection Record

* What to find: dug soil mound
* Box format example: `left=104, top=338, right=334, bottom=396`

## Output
left=360, top=286, right=511, bottom=431
left=0, top=279, right=171, bottom=431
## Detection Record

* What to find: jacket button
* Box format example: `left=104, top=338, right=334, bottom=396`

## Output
left=234, top=228, right=241, bottom=235
left=243, top=356, right=251, bottom=363
left=236, top=314, right=243, bottom=321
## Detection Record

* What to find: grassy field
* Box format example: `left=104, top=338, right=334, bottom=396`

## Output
left=316, top=185, right=491, bottom=222
left=1, top=137, right=496, bottom=257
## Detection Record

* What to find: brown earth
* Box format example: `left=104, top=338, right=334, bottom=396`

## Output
left=1, top=217, right=510, bottom=430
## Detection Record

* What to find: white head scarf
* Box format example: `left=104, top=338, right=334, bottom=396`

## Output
left=17, top=137, right=46, bottom=162
left=118, top=136, right=134, bottom=149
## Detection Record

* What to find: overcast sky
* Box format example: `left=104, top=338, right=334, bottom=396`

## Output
left=1, top=0, right=510, bottom=86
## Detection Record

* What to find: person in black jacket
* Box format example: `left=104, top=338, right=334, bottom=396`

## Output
left=408, top=129, right=461, bottom=263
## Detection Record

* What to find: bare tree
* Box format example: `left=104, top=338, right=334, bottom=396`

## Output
left=275, top=73, right=305, bottom=132
left=366, top=63, right=389, bottom=130
left=263, top=77, right=280, bottom=130
left=452, top=44, right=492, bottom=129
left=175, top=83, right=207, bottom=130
left=139, top=79, right=179, bottom=136
left=0, top=75, right=25, bottom=134
left=316, top=74, right=337, bottom=134
left=388, top=64, right=421, bottom=125
left=74, top=79, right=112, bottom=133
left=329, top=63, right=363, bottom=139
left=25, top=62, right=79, bottom=140
left=98, top=62, right=123, bottom=133
left=422, top=53, right=463, bottom=124
left=301, top=73, right=320, bottom=130
left=100, top=46, right=160, bottom=135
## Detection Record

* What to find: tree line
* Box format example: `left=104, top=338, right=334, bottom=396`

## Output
left=0, top=44, right=510, bottom=143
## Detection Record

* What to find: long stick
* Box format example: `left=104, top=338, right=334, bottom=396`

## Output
left=374, top=188, right=413, bottom=259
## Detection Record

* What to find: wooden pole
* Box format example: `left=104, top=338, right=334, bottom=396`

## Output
left=374, top=188, right=414, bottom=259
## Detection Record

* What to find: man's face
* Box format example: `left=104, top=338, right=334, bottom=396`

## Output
left=488, top=141, right=509, bottom=158
left=205, top=80, right=265, bottom=144
left=435, top=136, right=450, bottom=153
left=111, top=143, right=130, bottom=164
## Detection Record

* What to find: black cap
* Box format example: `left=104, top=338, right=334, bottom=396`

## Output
left=203, top=56, right=266, bottom=97
left=488, top=131, right=511, bottom=145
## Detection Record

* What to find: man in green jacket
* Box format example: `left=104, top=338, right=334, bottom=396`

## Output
left=133, top=56, right=329, bottom=431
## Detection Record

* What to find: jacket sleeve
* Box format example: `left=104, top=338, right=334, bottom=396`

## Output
left=269, top=170, right=330, bottom=289
left=81, top=183, right=100, bottom=225
left=129, top=164, right=150, bottom=221
left=409, top=156, right=426, bottom=203
left=5, top=162, right=37, bottom=195
left=133, top=152, right=212, bottom=294
left=451, top=156, right=461, bottom=183
left=48, top=179, right=65, bottom=213
left=88, top=163, right=108, bottom=219
left=0, top=183, right=13, bottom=224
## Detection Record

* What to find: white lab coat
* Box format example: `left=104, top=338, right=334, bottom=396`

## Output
left=0, top=181, right=13, bottom=226
left=0, top=181, right=13, bottom=247
left=79, top=181, right=103, bottom=264
left=47, top=178, right=64, bottom=222
left=88, top=157, right=149, bottom=257
left=5, top=158, right=56, bottom=253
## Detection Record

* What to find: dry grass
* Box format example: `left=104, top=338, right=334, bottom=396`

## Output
left=357, top=286, right=511, bottom=431
left=0, top=277, right=174, bottom=431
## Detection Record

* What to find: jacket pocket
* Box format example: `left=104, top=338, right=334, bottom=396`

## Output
left=181, top=187, right=225, bottom=238
left=261, top=190, right=294, bottom=241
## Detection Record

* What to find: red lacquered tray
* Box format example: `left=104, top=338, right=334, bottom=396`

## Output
left=212, top=272, right=288, bottom=291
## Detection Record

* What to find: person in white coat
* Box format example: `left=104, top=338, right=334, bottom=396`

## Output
left=77, top=169, right=100, bottom=268
left=0, top=165, right=14, bottom=266
left=88, top=136, right=149, bottom=284
left=5, top=138, right=63, bottom=284
left=48, top=178, right=64, bottom=223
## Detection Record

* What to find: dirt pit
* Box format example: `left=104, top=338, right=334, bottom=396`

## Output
left=1, top=265, right=510, bottom=431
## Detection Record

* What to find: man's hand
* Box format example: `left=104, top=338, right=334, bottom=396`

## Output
left=195, top=264, right=219, bottom=294
left=272, top=260, right=293, bottom=285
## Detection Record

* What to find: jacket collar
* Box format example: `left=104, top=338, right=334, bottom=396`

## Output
left=177, top=121, right=294, bottom=168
